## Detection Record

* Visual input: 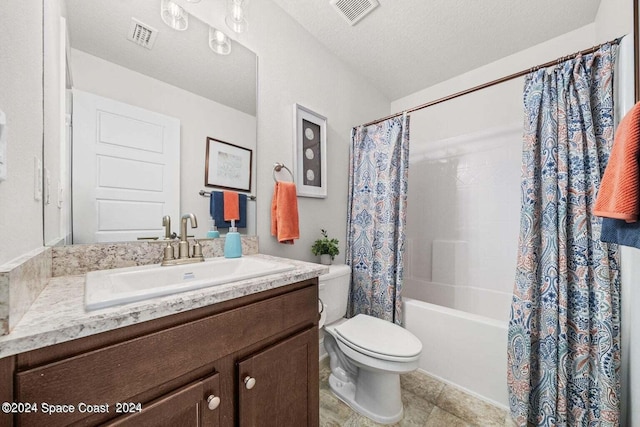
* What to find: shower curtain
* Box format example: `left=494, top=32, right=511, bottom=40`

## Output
left=346, top=113, right=409, bottom=324
left=507, top=42, right=621, bottom=427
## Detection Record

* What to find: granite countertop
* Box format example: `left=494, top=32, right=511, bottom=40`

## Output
left=0, top=254, right=328, bottom=359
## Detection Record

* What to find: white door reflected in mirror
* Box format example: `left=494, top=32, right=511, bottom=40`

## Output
left=72, top=90, right=180, bottom=243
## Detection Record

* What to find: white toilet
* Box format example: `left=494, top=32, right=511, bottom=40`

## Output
left=319, top=264, right=423, bottom=424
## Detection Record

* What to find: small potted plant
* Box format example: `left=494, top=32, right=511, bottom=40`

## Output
left=311, top=229, right=340, bottom=265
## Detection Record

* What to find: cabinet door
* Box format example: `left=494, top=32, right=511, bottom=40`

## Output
left=238, top=328, right=318, bottom=427
left=104, top=372, right=220, bottom=427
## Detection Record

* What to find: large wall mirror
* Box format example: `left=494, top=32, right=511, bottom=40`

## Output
left=44, top=0, right=257, bottom=245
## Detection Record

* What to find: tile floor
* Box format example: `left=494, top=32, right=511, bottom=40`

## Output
left=319, top=359, right=516, bottom=427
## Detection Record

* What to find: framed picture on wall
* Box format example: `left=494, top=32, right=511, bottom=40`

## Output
left=293, top=103, right=327, bottom=198
left=205, top=137, right=252, bottom=192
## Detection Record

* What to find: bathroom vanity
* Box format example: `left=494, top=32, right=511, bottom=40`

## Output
left=0, top=253, right=326, bottom=427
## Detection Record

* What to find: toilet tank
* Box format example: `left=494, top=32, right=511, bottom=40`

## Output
left=318, top=264, right=351, bottom=324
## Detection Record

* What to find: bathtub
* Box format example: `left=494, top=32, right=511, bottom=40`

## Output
left=402, top=286, right=509, bottom=409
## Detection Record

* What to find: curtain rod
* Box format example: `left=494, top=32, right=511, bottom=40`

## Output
left=361, top=38, right=623, bottom=128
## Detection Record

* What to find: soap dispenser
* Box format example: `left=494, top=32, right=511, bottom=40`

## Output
left=224, top=220, right=242, bottom=258
left=206, top=217, right=220, bottom=238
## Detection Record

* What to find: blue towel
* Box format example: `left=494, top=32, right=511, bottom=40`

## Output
left=600, top=218, right=640, bottom=249
left=210, top=191, right=247, bottom=228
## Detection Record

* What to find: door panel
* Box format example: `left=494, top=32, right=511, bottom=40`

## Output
left=72, top=89, right=180, bottom=243
left=238, top=328, right=318, bottom=427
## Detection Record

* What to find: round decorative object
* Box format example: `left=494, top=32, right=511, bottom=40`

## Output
left=305, top=127, right=315, bottom=140
left=320, top=254, right=332, bottom=265
left=306, top=169, right=315, bottom=181
left=305, top=148, right=314, bottom=159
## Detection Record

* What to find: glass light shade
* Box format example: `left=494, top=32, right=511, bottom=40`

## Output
left=225, top=0, right=248, bottom=33
left=209, top=28, right=232, bottom=55
left=161, top=0, right=188, bottom=31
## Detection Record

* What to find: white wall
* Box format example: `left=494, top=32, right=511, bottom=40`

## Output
left=70, top=49, right=258, bottom=238
left=242, top=0, right=390, bottom=262
left=0, top=1, right=44, bottom=266
left=182, top=0, right=390, bottom=261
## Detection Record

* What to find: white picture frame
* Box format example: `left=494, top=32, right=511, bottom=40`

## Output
left=293, top=103, right=327, bottom=198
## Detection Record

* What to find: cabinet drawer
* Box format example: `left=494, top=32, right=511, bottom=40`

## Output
left=104, top=372, right=220, bottom=427
left=15, top=285, right=316, bottom=426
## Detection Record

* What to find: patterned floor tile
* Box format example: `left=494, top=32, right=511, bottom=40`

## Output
left=400, top=370, right=446, bottom=404
left=425, top=407, right=472, bottom=427
left=320, top=388, right=354, bottom=427
left=319, top=360, right=507, bottom=427
left=436, top=384, right=506, bottom=427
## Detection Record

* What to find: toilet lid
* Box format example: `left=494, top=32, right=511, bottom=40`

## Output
left=334, top=314, right=422, bottom=359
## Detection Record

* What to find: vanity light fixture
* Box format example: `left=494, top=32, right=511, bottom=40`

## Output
left=209, top=28, right=232, bottom=55
left=160, top=0, right=189, bottom=31
left=225, top=0, right=248, bottom=33
left=160, top=0, right=232, bottom=55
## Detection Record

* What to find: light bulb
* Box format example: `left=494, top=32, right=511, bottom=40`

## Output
left=161, top=0, right=188, bottom=31
left=225, top=0, right=248, bottom=33
left=232, top=4, right=244, bottom=20
left=209, top=28, right=231, bottom=55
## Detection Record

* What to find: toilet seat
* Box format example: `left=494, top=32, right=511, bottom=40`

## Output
left=333, top=314, right=422, bottom=362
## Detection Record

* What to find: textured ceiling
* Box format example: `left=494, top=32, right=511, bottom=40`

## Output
left=272, top=0, right=602, bottom=101
left=65, top=0, right=257, bottom=115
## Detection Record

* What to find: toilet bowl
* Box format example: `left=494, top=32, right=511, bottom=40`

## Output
left=319, top=265, right=423, bottom=424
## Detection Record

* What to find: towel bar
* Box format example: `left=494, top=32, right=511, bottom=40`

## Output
left=273, top=162, right=294, bottom=182
left=199, top=190, right=256, bottom=200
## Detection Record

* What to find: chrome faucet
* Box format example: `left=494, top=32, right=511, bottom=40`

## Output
left=161, top=213, right=204, bottom=266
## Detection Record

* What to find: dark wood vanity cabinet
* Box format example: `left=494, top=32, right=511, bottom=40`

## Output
left=0, top=279, right=319, bottom=427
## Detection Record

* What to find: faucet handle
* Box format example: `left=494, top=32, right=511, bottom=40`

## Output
left=162, top=215, right=173, bottom=240
left=162, top=241, right=175, bottom=262
left=192, top=239, right=204, bottom=259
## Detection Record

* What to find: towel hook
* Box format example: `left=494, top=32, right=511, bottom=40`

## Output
left=273, top=162, right=294, bottom=182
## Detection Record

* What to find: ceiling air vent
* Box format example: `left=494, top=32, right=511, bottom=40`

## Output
left=127, top=18, right=158, bottom=49
left=330, top=0, right=379, bottom=26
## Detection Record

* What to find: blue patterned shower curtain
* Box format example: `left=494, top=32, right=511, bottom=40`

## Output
left=346, top=114, right=410, bottom=324
left=507, top=42, right=621, bottom=427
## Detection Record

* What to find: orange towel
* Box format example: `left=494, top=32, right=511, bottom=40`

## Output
left=223, top=191, right=240, bottom=221
left=271, top=182, right=300, bottom=244
left=594, top=101, right=640, bottom=222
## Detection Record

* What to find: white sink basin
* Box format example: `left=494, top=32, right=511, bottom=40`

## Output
left=85, top=256, right=295, bottom=311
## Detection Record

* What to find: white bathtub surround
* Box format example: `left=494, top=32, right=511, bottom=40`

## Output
left=0, top=254, right=326, bottom=359
left=401, top=125, right=519, bottom=408
left=403, top=277, right=512, bottom=323
left=431, top=240, right=468, bottom=286
left=405, top=124, right=522, bottom=300
left=403, top=297, right=509, bottom=409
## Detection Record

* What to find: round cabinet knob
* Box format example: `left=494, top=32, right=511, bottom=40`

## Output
left=207, top=395, right=220, bottom=411
left=244, top=376, right=256, bottom=390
